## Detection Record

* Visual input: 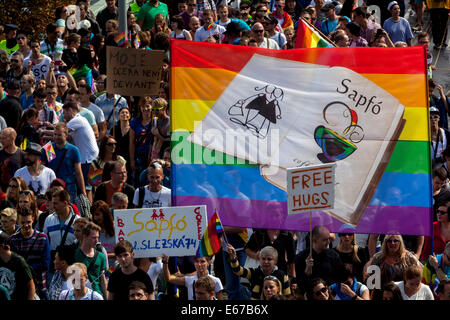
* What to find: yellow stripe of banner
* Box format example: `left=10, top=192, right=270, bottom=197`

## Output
left=310, top=33, right=321, bottom=47
left=171, top=99, right=428, bottom=141
left=172, top=67, right=427, bottom=109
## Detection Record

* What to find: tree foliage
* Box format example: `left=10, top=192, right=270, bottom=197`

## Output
left=0, top=0, right=74, bottom=37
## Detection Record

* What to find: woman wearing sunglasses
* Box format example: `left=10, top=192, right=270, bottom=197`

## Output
left=366, top=234, right=421, bottom=298
left=88, top=135, right=125, bottom=190
left=306, top=278, right=333, bottom=300
left=0, top=177, right=28, bottom=211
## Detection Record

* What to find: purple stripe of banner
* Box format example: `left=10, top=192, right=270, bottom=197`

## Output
left=175, top=196, right=432, bottom=236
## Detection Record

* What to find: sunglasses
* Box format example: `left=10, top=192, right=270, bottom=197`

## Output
left=339, top=233, right=353, bottom=237
left=430, top=115, right=440, bottom=119
left=17, top=36, right=26, bottom=40
left=8, top=185, right=18, bottom=189
left=264, top=275, right=278, bottom=281
left=107, top=142, right=117, bottom=146
left=188, top=4, right=196, bottom=6
left=437, top=209, right=448, bottom=215
left=19, top=190, right=32, bottom=195
left=387, top=239, right=400, bottom=244
left=11, top=59, right=19, bottom=63
left=253, top=29, right=264, bottom=33
left=314, top=287, right=328, bottom=296
left=152, top=106, right=164, bottom=111
left=240, top=6, right=249, bottom=9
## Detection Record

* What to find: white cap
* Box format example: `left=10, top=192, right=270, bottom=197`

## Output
left=387, top=1, right=398, bottom=11
left=78, top=19, right=91, bottom=30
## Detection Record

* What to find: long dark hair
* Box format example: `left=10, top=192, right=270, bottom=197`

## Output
left=382, top=281, right=404, bottom=301
left=98, top=135, right=119, bottom=161
left=91, top=200, right=115, bottom=237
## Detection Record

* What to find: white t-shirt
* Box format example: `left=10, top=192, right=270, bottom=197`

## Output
left=270, top=32, right=287, bottom=48
left=59, top=288, right=103, bottom=300
left=67, top=113, right=99, bottom=163
left=133, top=186, right=171, bottom=208
left=185, top=274, right=223, bottom=300
left=24, top=54, right=52, bottom=80
left=194, top=24, right=226, bottom=42
left=258, top=38, right=280, bottom=49
left=147, top=260, right=163, bottom=295
left=14, top=166, right=56, bottom=195
left=395, top=281, right=434, bottom=300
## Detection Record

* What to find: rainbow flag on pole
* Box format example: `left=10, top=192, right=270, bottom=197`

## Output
left=171, top=40, right=431, bottom=236
left=196, top=211, right=224, bottom=257
left=43, top=142, right=56, bottom=162
left=295, top=18, right=334, bottom=48
left=114, top=32, right=127, bottom=47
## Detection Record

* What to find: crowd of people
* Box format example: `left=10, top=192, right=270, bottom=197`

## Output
left=0, top=0, right=448, bottom=301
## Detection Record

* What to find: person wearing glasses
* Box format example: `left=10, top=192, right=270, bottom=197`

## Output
left=367, top=235, right=421, bottom=299
left=94, top=161, right=135, bottom=208
left=251, top=22, right=280, bottom=49
left=180, top=0, right=198, bottom=30
left=421, top=204, right=450, bottom=268
left=305, top=278, right=333, bottom=300
left=13, top=31, right=31, bottom=62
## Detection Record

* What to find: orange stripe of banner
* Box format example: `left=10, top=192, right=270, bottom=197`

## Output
left=172, top=67, right=427, bottom=108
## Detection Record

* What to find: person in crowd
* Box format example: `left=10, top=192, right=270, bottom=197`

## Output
left=74, top=221, right=107, bottom=298
left=9, top=206, right=50, bottom=299
left=96, top=0, right=118, bottom=35
left=329, top=266, right=370, bottom=300
left=251, top=22, right=279, bottom=49
left=65, top=88, right=99, bottom=140
left=295, top=225, right=344, bottom=294
left=261, top=275, right=283, bottom=300
left=163, top=254, right=224, bottom=300
left=78, top=1, right=101, bottom=36
left=150, top=98, right=170, bottom=161
left=112, top=106, right=131, bottom=179
left=305, top=278, right=333, bottom=300
left=24, top=38, right=52, bottom=82
left=429, top=79, right=450, bottom=130
left=89, top=135, right=125, bottom=190
left=345, top=21, right=368, bottom=47
left=0, top=24, right=19, bottom=55
left=367, top=234, right=422, bottom=298
left=427, top=0, right=449, bottom=50
left=320, top=2, right=340, bottom=36
left=111, top=192, right=128, bottom=210
left=189, top=16, right=201, bottom=39
left=94, top=161, right=135, bottom=208
left=5, top=52, right=27, bottom=88
left=437, top=278, right=450, bottom=300
left=16, top=189, right=39, bottom=225
left=379, top=281, right=404, bottom=300
left=193, top=276, right=217, bottom=300
left=270, top=0, right=294, bottom=30
left=149, top=13, right=171, bottom=48
left=228, top=243, right=291, bottom=299
left=43, top=123, right=86, bottom=203
left=395, top=265, right=434, bottom=300
left=95, top=90, right=128, bottom=132
left=16, top=108, right=40, bottom=146
left=421, top=201, right=450, bottom=261
left=47, top=244, right=76, bottom=300
left=180, top=0, right=198, bottom=29
left=36, top=187, right=58, bottom=232
left=264, top=16, right=287, bottom=49
left=170, top=15, right=193, bottom=40
left=133, top=162, right=170, bottom=208
left=19, top=72, right=35, bottom=111
left=245, top=229, right=296, bottom=284
left=333, top=233, right=368, bottom=282
left=78, top=84, right=107, bottom=141
left=0, top=80, right=22, bottom=130
left=91, top=200, right=115, bottom=266
left=14, top=143, right=56, bottom=196
left=0, top=128, right=25, bottom=193
left=285, top=0, right=300, bottom=23
left=0, top=208, right=19, bottom=236
left=382, top=1, right=414, bottom=46
left=137, top=0, right=169, bottom=32
left=58, top=262, right=103, bottom=300
left=195, top=9, right=226, bottom=42
left=129, top=96, right=153, bottom=183
left=0, top=232, right=35, bottom=300
left=284, top=26, right=295, bottom=49
left=0, top=177, right=28, bottom=211
left=430, top=107, right=449, bottom=168
left=40, top=23, right=64, bottom=63
left=108, top=240, right=154, bottom=300
left=422, top=241, right=450, bottom=297
left=128, top=280, right=151, bottom=300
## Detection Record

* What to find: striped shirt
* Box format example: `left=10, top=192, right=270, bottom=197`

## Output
left=40, top=38, right=65, bottom=61
left=9, top=230, right=51, bottom=272
left=43, top=210, right=79, bottom=251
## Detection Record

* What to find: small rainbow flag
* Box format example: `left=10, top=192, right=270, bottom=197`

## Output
left=43, top=142, right=56, bottom=162
left=114, top=32, right=127, bottom=47
left=295, top=18, right=333, bottom=48
left=89, top=168, right=103, bottom=186
left=207, top=22, right=213, bottom=30
left=196, top=210, right=223, bottom=258
left=133, top=33, right=141, bottom=49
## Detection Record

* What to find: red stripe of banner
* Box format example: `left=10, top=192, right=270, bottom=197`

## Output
left=170, top=39, right=426, bottom=74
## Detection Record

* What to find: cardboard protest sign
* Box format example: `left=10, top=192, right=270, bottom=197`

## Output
left=106, top=46, right=164, bottom=97
left=287, top=164, right=336, bottom=214
left=114, top=206, right=207, bottom=258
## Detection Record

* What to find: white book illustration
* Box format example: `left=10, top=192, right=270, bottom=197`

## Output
left=188, top=54, right=405, bottom=225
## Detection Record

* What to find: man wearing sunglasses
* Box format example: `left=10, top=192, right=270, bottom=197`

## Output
left=180, top=0, right=197, bottom=30
left=4, top=52, right=27, bottom=89
left=251, top=22, right=280, bottom=49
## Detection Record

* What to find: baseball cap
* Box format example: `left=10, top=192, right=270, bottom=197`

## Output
left=430, top=106, right=440, bottom=113
left=25, top=142, right=43, bottom=156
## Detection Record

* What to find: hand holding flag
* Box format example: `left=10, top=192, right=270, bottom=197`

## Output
left=196, top=210, right=224, bottom=258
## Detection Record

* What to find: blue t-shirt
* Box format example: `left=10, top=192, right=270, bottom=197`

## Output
left=130, top=117, right=153, bottom=155
left=20, top=92, right=34, bottom=110
left=42, top=142, right=81, bottom=194
left=320, top=19, right=339, bottom=36
left=382, top=17, right=414, bottom=43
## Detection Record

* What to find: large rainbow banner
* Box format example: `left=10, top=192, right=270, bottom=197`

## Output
left=170, top=39, right=432, bottom=236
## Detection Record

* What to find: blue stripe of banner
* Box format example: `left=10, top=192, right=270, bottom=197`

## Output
left=173, top=164, right=431, bottom=207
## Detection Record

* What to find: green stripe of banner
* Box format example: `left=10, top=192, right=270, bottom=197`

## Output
left=172, top=132, right=430, bottom=174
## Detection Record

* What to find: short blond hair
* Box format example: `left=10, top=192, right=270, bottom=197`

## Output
left=1, top=208, right=17, bottom=220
